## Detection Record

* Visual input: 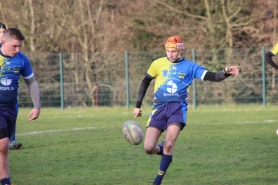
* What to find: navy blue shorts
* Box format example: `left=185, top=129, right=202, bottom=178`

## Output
left=146, top=102, right=187, bottom=131
left=0, top=106, right=17, bottom=139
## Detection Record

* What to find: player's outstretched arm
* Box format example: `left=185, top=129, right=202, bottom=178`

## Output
left=204, top=66, right=239, bottom=82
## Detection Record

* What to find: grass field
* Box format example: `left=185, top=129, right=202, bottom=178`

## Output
left=9, top=105, right=278, bottom=185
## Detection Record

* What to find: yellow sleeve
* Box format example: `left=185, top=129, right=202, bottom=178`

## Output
left=147, top=57, right=169, bottom=78
left=270, top=43, right=278, bottom=55
left=147, top=61, right=158, bottom=78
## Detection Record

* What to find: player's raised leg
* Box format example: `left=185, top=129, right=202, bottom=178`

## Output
left=144, top=127, right=162, bottom=154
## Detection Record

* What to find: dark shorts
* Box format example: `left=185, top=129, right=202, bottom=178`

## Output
left=146, top=102, right=187, bottom=131
left=0, top=106, right=17, bottom=139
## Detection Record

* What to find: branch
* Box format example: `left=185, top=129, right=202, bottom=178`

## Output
left=152, top=0, right=207, bottom=21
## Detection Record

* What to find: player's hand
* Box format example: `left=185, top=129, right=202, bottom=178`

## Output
left=134, top=108, right=142, bottom=118
left=225, top=66, right=239, bottom=76
left=27, top=108, right=40, bottom=121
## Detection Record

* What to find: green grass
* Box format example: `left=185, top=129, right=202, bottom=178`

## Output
left=10, top=105, right=278, bottom=185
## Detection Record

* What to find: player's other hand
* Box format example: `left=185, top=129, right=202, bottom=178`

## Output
left=225, top=66, right=239, bottom=76
left=134, top=108, right=142, bottom=118
left=27, top=108, right=40, bottom=121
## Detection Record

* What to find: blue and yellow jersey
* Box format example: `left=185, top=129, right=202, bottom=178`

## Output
left=147, top=57, right=206, bottom=109
left=0, top=52, right=33, bottom=106
left=270, top=42, right=278, bottom=55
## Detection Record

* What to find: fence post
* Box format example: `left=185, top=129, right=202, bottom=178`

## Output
left=192, top=49, right=197, bottom=109
left=125, top=51, right=130, bottom=109
left=59, top=53, right=64, bottom=111
left=262, top=47, right=266, bottom=108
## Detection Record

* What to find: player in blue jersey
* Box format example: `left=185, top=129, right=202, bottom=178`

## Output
left=265, top=42, right=278, bottom=70
left=0, top=22, right=22, bottom=150
left=133, top=36, right=239, bottom=185
left=0, top=28, right=41, bottom=185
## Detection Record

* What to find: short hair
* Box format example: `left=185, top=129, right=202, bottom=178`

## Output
left=0, top=22, right=6, bottom=30
left=3, top=28, right=25, bottom=41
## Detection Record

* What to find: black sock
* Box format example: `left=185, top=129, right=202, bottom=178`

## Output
left=156, top=144, right=163, bottom=155
left=0, top=177, right=11, bottom=185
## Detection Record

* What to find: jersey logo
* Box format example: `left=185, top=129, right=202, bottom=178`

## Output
left=162, top=70, right=168, bottom=77
left=1, top=77, right=12, bottom=86
left=171, top=66, right=177, bottom=74
left=166, top=80, right=177, bottom=93
left=0, top=56, right=11, bottom=77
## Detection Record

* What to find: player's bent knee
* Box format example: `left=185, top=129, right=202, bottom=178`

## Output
left=144, top=145, right=155, bottom=154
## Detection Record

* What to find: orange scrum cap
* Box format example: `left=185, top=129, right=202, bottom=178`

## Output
left=165, top=36, right=184, bottom=50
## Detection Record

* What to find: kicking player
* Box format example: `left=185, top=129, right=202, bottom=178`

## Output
left=0, top=28, right=41, bottom=185
left=265, top=42, right=278, bottom=70
left=133, top=36, right=239, bottom=185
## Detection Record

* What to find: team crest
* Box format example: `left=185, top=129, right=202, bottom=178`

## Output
left=179, top=72, right=186, bottom=79
left=13, top=67, right=20, bottom=73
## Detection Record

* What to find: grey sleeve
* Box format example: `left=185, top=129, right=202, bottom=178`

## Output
left=24, top=77, right=41, bottom=109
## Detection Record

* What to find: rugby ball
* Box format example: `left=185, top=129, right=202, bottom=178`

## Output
left=122, top=120, right=144, bottom=145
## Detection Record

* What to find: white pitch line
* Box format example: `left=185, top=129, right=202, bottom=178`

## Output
left=15, top=119, right=278, bottom=137
left=51, top=115, right=95, bottom=118
left=193, top=119, right=278, bottom=125
left=16, top=126, right=97, bottom=136
left=235, top=119, right=278, bottom=124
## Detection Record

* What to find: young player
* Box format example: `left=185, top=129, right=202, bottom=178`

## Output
left=133, top=36, right=239, bottom=185
left=265, top=42, right=278, bottom=70
left=0, top=28, right=41, bottom=185
left=0, top=22, right=22, bottom=150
